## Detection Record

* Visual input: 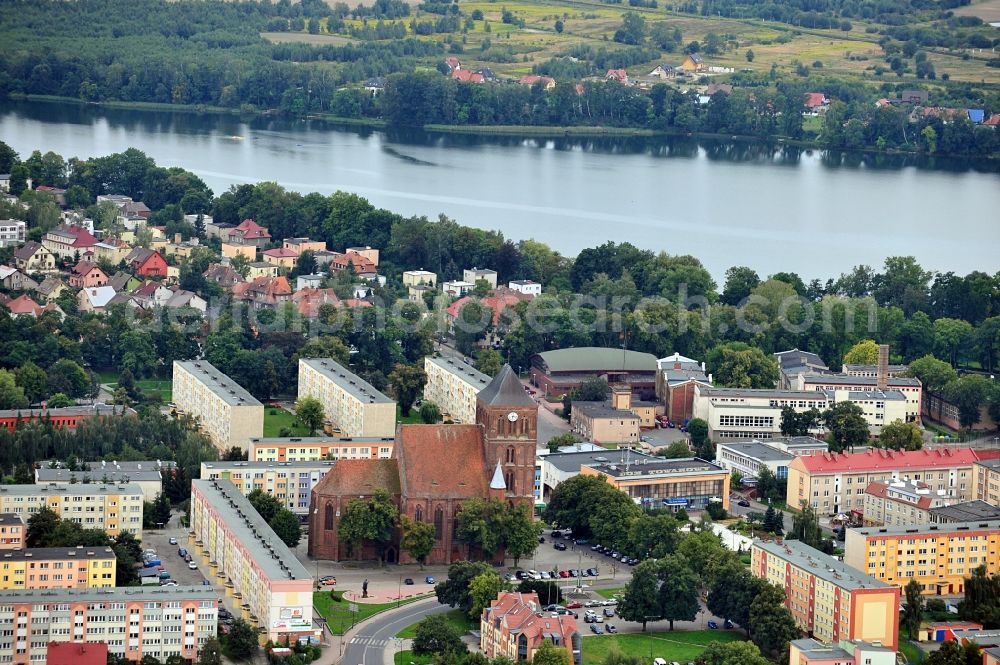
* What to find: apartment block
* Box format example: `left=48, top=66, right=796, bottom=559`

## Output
left=751, top=539, right=899, bottom=649
left=190, top=480, right=315, bottom=642
left=0, top=219, right=26, bottom=248
left=786, top=448, right=979, bottom=515
left=249, top=436, right=394, bottom=463
left=0, top=546, right=116, bottom=590
left=0, top=585, right=218, bottom=664
left=0, top=484, right=144, bottom=539
left=35, top=460, right=173, bottom=503
left=861, top=480, right=952, bottom=527
left=199, top=460, right=336, bottom=515
left=423, top=356, right=491, bottom=424
left=844, top=520, right=1000, bottom=595
left=0, top=514, right=23, bottom=550
left=172, top=360, right=264, bottom=452
left=973, top=458, right=1000, bottom=505
left=297, top=358, right=395, bottom=438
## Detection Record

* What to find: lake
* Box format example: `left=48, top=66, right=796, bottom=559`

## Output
left=1, top=99, right=997, bottom=280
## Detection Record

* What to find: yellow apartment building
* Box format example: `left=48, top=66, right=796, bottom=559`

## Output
left=752, top=539, right=899, bottom=649
left=423, top=356, right=491, bottom=424
left=249, top=436, right=394, bottom=463
left=0, top=484, right=144, bottom=539
left=173, top=360, right=264, bottom=452
left=0, top=546, right=116, bottom=589
left=0, top=513, right=23, bottom=549
left=297, top=358, right=396, bottom=438
left=973, top=459, right=1000, bottom=505
left=844, top=520, right=1000, bottom=595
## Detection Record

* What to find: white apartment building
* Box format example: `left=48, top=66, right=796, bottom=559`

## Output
left=190, top=480, right=315, bottom=642
left=0, top=484, right=144, bottom=539
left=172, top=360, right=264, bottom=452
left=795, top=374, right=922, bottom=424
left=248, top=436, right=394, bottom=463
left=692, top=386, right=830, bottom=440
left=507, top=280, right=541, bottom=296
left=423, top=356, right=491, bottom=424
left=0, top=585, right=218, bottom=664
left=862, top=479, right=953, bottom=527
left=0, top=220, right=26, bottom=248
left=441, top=280, right=474, bottom=297
left=297, top=358, right=396, bottom=438
left=199, top=460, right=336, bottom=515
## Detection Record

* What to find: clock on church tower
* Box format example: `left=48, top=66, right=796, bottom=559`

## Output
left=475, top=365, right=538, bottom=504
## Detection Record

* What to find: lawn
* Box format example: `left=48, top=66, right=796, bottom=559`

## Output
left=313, top=592, right=434, bottom=635
left=263, top=408, right=311, bottom=437
left=394, top=651, right=433, bottom=665
left=582, top=630, right=744, bottom=665
left=595, top=587, right=624, bottom=600
left=898, top=639, right=925, bottom=664
left=396, top=404, right=424, bottom=424
left=99, top=373, right=172, bottom=402
left=396, top=609, right=475, bottom=639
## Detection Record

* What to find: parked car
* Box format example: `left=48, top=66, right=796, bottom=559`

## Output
left=559, top=570, right=570, bottom=578
left=320, top=576, right=337, bottom=586
left=425, top=576, right=435, bottom=584
left=587, top=568, right=599, bottom=576
left=590, top=624, right=604, bottom=634
left=583, top=615, right=595, bottom=624
left=603, top=607, right=615, bottom=617
left=160, top=580, right=178, bottom=587
left=565, top=601, right=583, bottom=609
left=187, top=561, right=198, bottom=570
left=575, top=538, right=588, bottom=545
left=737, top=499, right=751, bottom=507
left=707, top=621, right=719, bottom=629
left=724, top=619, right=734, bottom=629
left=158, top=571, right=171, bottom=579
left=177, top=548, right=188, bottom=557
left=143, top=559, right=161, bottom=568
left=551, top=530, right=563, bottom=538
left=554, top=542, right=567, bottom=551
left=606, top=624, right=617, bottom=633
left=403, top=578, right=414, bottom=585
left=168, top=537, right=178, bottom=545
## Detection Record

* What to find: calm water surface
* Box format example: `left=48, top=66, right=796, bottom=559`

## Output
left=1, top=100, right=997, bottom=279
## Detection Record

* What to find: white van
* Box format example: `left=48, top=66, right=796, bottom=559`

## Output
left=652, top=659, right=667, bottom=665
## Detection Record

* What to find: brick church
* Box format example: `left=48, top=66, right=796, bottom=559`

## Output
left=307, top=365, right=537, bottom=565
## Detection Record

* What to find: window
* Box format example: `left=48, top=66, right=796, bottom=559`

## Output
left=414, top=506, right=423, bottom=523
left=324, top=504, right=334, bottom=531
left=434, top=508, right=444, bottom=540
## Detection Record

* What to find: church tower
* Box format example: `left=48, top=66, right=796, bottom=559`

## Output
left=476, top=364, right=537, bottom=505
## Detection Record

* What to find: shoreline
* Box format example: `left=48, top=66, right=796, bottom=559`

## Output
left=11, top=93, right=998, bottom=162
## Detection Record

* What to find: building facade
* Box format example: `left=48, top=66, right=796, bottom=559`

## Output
left=0, top=219, right=26, bottom=248
left=0, top=547, right=116, bottom=590
left=0, top=405, right=134, bottom=433
left=752, top=539, right=899, bottom=649
left=861, top=480, right=951, bottom=527
left=786, top=448, right=979, bottom=515
left=0, top=514, right=24, bottom=550
left=788, top=639, right=897, bottom=665
left=423, top=356, right=491, bottom=425
left=190, top=480, right=314, bottom=642
left=480, top=592, right=581, bottom=665
left=715, top=440, right=797, bottom=481
left=248, top=437, right=394, bottom=463
left=580, top=457, right=729, bottom=510
left=0, top=586, right=218, bottom=664
left=463, top=267, right=497, bottom=289
left=929, top=500, right=1000, bottom=524
left=693, top=386, right=830, bottom=441
left=530, top=347, right=658, bottom=398
left=844, top=520, right=1000, bottom=595
left=297, top=358, right=396, bottom=439
left=172, top=360, right=264, bottom=452
left=655, top=353, right=712, bottom=423
left=35, top=461, right=171, bottom=503
left=0, top=485, right=143, bottom=539
left=199, top=461, right=336, bottom=515
left=973, top=459, right=1000, bottom=506
left=794, top=374, right=921, bottom=424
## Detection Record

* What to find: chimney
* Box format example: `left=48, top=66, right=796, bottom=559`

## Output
left=674, top=362, right=682, bottom=370
left=877, top=344, right=889, bottom=390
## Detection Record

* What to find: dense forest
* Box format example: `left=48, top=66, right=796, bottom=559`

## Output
left=0, top=0, right=998, bottom=156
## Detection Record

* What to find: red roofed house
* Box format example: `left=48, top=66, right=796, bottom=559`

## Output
left=804, top=92, right=829, bottom=114
left=292, top=287, right=341, bottom=318
left=984, top=115, right=1000, bottom=127
left=124, top=248, right=168, bottom=278
left=47, top=641, right=108, bottom=665
left=309, top=365, right=537, bottom=565
left=42, top=225, right=99, bottom=261
left=6, top=294, right=64, bottom=319
left=226, top=219, right=271, bottom=248
left=452, top=69, right=485, bottom=83
left=233, top=275, right=292, bottom=310
left=445, top=57, right=461, bottom=71
left=787, top=447, right=980, bottom=516
left=606, top=69, right=629, bottom=85
left=481, top=592, right=581, bottom=665
left=262, top=247, right=299, bottom=270
left=445, top=288, right=532, bottom=347
left=328, top=251, right=377, bottom=275
left=69, top=260, right=109, bottom=288
left=518, top=75, right=556, bottom=91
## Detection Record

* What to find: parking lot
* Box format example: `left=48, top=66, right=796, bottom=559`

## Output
left=142, top=525, right=212, bottom=588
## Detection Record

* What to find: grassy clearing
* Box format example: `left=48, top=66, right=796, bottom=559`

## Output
left=313, top=592, right=434, bottom=635
left=952, top=0, right=1000, bottom=21
left=595, top=587, right=624, bottom=599
left=394, top=651, right=433, bottom=665
left=261, top=31, right=358, bottom=45
left=397, top=404, right=424, bottom=424
left=395, top=609, right=475, bottom=639
left=582, top=630, right=744, bottom=665
left=898, top=639, right=925, bottom=664
left=263, top=408, right=311, bottom=437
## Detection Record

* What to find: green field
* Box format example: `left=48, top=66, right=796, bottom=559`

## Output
left=396, top=609, right=475, bottom=639
left=582, top=630, right=744, bottom=665
left=595, top=587, right=624, bottom=599
left=394, top=651, right=433, bottom=665
left=898, top=639, right=925, bottom=664
left=263, top=408, right=311, bottom=437
left=99, top=373, right=173, bottom=402
left=313, top=592, right=435, bottom=635
left=396, top=404, right=424, bottom=424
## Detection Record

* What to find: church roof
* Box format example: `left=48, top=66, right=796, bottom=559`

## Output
left=490, top=460, right=507, bottom=490
left=477, top=364, right=534, bottom=408
left=312, top=459, right=400, bottom=498
left=395, top=425, right=488, bottom=498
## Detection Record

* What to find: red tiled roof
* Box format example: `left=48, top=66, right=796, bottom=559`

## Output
left=446, top=289, right=529, bottom=324
left=485, top=592, right=578, bottom=647
left=71, top=260, right=101, bottom=276
left=6, top=294, right=42, bottom=316
left=313, top=459, right=400, bottom=498
left=518, top=75, right=554, bottom=87
left=342, top=299, right=373, bottom=308
left=984, top=115, right=1000, bottom=127
left=793, top=448, right=980, bottom=474
left=53, top=224, right=98, bottom=248
left=606, top=69, right=628, bottom=81
left=452, top=69, right=485, bottom=83
left=293, top=287, right=341, bottom=317
left=394, top=425, right=487, bottom=498
left=233, top=218, right=271, bottom=240
left=263, top=248, right=299, bottom=259
left=804, top=92, right=827, bottom=108
left=864, top=481, right=933, bottom=509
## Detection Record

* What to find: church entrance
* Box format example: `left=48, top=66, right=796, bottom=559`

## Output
left=385, top=547, right=397, bottom=564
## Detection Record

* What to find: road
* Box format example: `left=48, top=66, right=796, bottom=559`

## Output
left=341, top=597, right=446, bottom=665
left=727, top=495, right=836, bottom=535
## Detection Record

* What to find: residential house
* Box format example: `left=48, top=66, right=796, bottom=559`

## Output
left=507, top=280, right=541, bottom=296
left=296, top=273, right=324, bottom=290
left=69, top=260, right=109, bottom=288
left=480, top=592, right=581, bottom=665
left=35, top=185, right=67, bottom=206
left=76, top=286, right=117, bottom=314
left=463, top=267, right=498, bottom=289
left=131, top=281, right=173, bottom=309
left=804, top=92, right=829, bottom=114
left=33, top=275, right=66, bottom=301
left=984, top=115, right=1000, bottom=128
left=203, top=263, right=243, bottom=289
left=706, top=83, right=733, bottom=96
left=124, top=248, right=168, bottom=278
left=164, top=289, right=207, bottom=313
left=226, top=218, right=271, bottom=248
left=679, top=53, right=705, bottom=72
left=346, top=246, right=379, bottom=265
left=262, top=247, right=299, bottom=270
left=91, top=238, right=132, bottom=265
left=6, top=294, right=63, bottom=318
left=42, top=224, right=99, bottom=260
left=284, top=238, right=326, bottom=253
left=442, top=280, right=474, bottom=297
left=0, top=219, right=26, bottom=248
left=518, top=75, right=556, bottom=90
left=452, top=69, right=485, bottom=83
left=292, top=287, right=340, bottom=318
left=232, top=275, right=292, bottom=310
left=445, top=288, right=531, bottom=346
left=106, top=271, right=140, bottom=293
left=364, top=77, right=387, bottom=95
left=606, top=69, right=629, bottom=84
left=0, top=266, right=38, bottom=292
left=476, top=68, right=498, bottom=82
left=648, top=64, right=676, bottom=79
left=12, top=241, right=56, bottom=273
left=445, top=57, right=461, bottom=71
left=247, top=262, right=278, bottom=279
left=0, top=174, right=9, bottom=192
